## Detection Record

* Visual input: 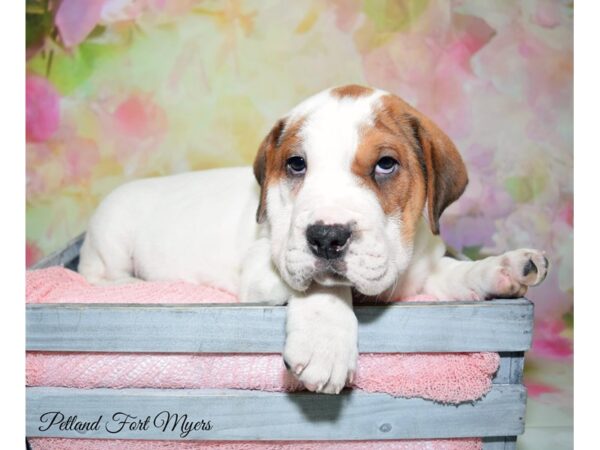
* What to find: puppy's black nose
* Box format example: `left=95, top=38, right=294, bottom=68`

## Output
left=306, top=223, right=352, bottom=260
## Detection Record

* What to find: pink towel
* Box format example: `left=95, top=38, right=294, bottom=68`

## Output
left=26, top=266, right=238, bottom=304
left=27, top=352, right=498, bottom=402
left=28, top=438, right=483, bottom=450
left=27, top=268, right=494, bottom=450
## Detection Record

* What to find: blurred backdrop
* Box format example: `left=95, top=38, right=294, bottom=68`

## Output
left=26, top=0, right=572, bottom=443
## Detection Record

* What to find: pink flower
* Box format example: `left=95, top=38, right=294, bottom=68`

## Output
left=55, top=0, right=107, bottom=48
left=26, top=75, right=60, bottom=143
left=26, top=241, right=43, bottom=268
left=558, top=201, right=573, bottom=227
left=360, top=6, right=495, bottom=140
left=64, top=138, right=101, bottom=184
left=100, top=0, right=145, bottom=24
left=531, top=318, right=573, bottom=360
left=26, top=166, right=46, bottom=198
left=114, top=94, right=168, bottom=140
left=525, top=382, right=558, bottom=399
left=532, top=0, right=562, bottom=29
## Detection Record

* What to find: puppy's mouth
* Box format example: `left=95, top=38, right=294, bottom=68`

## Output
left=312, top=259, right=352, bottom=286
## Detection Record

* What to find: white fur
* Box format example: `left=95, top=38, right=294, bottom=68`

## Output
left=79, top=168, right=260, bottom=293
left=284, top=285, right=357, bottom=394
left=267, top=89, right=411, bottom=296
left=80, top=87, right=548, bottom=394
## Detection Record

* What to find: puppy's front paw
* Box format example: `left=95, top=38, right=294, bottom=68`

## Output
left=492, top=249, right=549, bottom=297
left=283, top=322, right=358, bottom=395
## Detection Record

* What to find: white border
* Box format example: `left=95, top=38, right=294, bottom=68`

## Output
left=1, top=1, right=25, bottom=449
left=11, top=1, right=582, bottom=449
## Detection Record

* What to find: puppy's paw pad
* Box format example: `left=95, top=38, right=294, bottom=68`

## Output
left=493, top=249, right=549, bottom=297
left=503, top=249, right=549, bottom=287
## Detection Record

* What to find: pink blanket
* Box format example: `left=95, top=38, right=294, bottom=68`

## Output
left=27, top=438, right=482, bottom=450
left=27, top=267, right=496, bottom=450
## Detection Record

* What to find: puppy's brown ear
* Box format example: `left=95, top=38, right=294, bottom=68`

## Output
left=253, top=119, right=286, bottom=223
left=407, top=113, right=468, bottom=235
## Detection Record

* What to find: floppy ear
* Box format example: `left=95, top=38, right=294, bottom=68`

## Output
left=407, top=113, right=468, bottom=235
left=253, top=119, right=286, bottom=223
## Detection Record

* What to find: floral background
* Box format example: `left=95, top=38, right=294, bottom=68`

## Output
left=26, top=0, right=573, bottom=446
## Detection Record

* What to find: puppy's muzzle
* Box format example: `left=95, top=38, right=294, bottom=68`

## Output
left=306, top=223, right=352, bottom=260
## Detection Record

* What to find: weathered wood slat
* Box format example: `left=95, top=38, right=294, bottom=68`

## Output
left=26, top=385, right=526, bottom=441
left=30, top=233, right=84, bottom=270
left=482, top=436, right=517, bottom=449
left=26, top=299, right=533, bottom=353
left=26, top=236, right=531, bottom=447
left=509, top=354, right=525, bottom=384
left=494, top=353, right=525, bottom=384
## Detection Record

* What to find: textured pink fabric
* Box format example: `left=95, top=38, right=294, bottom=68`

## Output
left=27, top=351, right=499, bottom=403
left=26, top=266, right=237, bottom=304
left=26, top=268, right=494, bottom=450
left=26, top=268, right=498, bottom=402
left=28, top=437, right=482, bottom=450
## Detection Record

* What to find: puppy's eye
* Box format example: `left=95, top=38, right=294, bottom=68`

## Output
left=286, top=156, right=306, bottom=176
left=374, top=156, right=399, bottom=176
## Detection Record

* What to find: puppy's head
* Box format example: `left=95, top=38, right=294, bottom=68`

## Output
left=253, top=85, right=467, bottom=295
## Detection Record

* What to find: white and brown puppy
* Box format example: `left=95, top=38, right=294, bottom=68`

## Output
left=79, top=85, right=549, bottom=394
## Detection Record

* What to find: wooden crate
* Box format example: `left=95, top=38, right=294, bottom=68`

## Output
left=26, top=234, right=533, bottom=449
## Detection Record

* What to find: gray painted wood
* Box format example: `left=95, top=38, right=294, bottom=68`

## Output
left=30, top=233, right=84, bottom=270
left=26, top=235, right=529, bottom=448
left=26, top=385, right=526, bottom=441
left=30, top=233, right=85, bottom=270
left=482, top=436, right=517, bottom=449
left=505, top=436, right=517, bottom=449
left=482, top=437, right=505, bottom=450
left=26, top=299, right=533, bottom=353
left=509, top=353, right=525, bottom=384
left=494, top=353, right=524, bottom=384
left=494, top=354, right=512, bottom=385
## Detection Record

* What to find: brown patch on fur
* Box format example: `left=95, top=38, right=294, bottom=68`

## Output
left=253, top=117, right=306, bottom=223
left=351, top=122, right=427, bottom=241
left=331, top=84, right=374, bottom=99
left=352, top=94, right=468, bottom=237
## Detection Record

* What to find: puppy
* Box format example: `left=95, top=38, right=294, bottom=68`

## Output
left=79, top=85, right=548, bottom=394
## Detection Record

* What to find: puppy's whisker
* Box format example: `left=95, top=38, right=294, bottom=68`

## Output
left=385, top=276, right=399, bottom=303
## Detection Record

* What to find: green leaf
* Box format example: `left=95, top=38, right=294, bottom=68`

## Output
left=27, top=41, right=123, bottom=95
left=26, top=11, right=52, bottom=49
left=505, top=173, right=548, bottom=203
left=363, top=0, right=429, bottom=33
left=462, top=246, right=484, bottom=260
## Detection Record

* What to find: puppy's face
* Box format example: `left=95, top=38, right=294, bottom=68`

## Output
left=254, top=85, right=468, bottom=295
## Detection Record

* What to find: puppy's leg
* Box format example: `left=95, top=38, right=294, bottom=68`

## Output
left=239, top=237, right=292, bottom=305
left=422, top=249, right=549, bottom=300
left=284, top=285, right=358, bottom=394
left=78, top=231, right=140, bottom=285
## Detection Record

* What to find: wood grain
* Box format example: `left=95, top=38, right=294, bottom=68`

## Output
left=26, top=299, right=533, bottom=353
left=26, top=385, right=526, bottom=441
